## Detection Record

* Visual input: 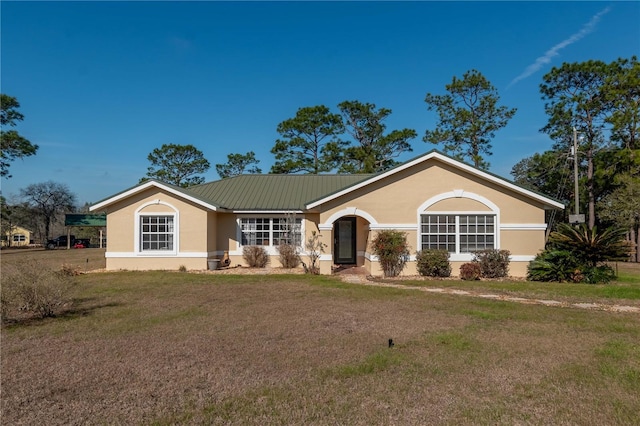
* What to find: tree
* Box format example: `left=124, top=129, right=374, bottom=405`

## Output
left=510, top=150, right=574, bottom=230
left=1, top=94, right=39, bottom=178
left=142, top=143, right=210, bottom=187
left=338, top=100, right=416, bottom=173
left=0, top=195, right=11, bottom=246
left=20, top=181, right=76, bottom=241
left=605, top=56, right=640, bottom=153
left=598, top=172, right=640, bottom=262
left=511, top=150, right=571, bottom=197
left=0, top=197, right=41, bottom=244
left=270, top=105, right=346, bottom=174
left=540, top=60, right=611, bottom=229
left=424, top=70, right=516, bottom=169
left=216, top=151, right=262, bottom=179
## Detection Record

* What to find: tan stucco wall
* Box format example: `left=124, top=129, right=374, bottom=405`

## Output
left=426, top=197, right=491, bottom=212
left=215, top=212, right=238, bottom=254
left=314, top=159, right=553, bottom=278
left=501, top=230, right=546, bottom=257
left=103, top=188, right=215, bottom=271
left=318, top=161, right=546, bottom=225
left=106, top=257, right=208, bottom=271
left=207, top=212, right=217, bottom=252
left=212, top=212, right=326, bottom=270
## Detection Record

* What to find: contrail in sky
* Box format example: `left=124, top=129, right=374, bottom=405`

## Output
left=508, top=7, right=611, bottom=88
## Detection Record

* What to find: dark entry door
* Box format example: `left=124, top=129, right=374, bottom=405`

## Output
left=334, top=217, right=356, bottom=264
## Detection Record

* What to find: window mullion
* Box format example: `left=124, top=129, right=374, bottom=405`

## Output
left=269, top=218, right=274, bottom=246
left=455, top=215, right=460, bottom=254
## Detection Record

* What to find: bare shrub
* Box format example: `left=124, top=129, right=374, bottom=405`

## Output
left=59, top=263, right=82, bottom=276
left=459, top=262, right=482, bottom=281
left=277, top=244, right=300, bottom=269
left=1, top=260, right=75, bottom=319
left=474, top=249, right=510, bottom=278
left=305, top=231, right=326, bottom=274
left=242, top=246, right=269, bottom=268
left=1, top=286, right=11, bottom=322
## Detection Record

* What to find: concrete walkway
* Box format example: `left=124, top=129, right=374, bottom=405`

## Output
left=336, top=273, right=640, bottom=314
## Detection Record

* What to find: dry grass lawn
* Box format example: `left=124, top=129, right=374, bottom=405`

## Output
left=1, top=250, right=640, bottom=425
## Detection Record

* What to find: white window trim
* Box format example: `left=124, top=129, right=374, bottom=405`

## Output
left=416, top=190, right=501, bottom=255
left=134, top=200, right=179, bottom=256
left=233, top=215, right=305, bottom=256
left=319, top=207, right=378, bottom=231
left=419, top=213, right=497, bottom=255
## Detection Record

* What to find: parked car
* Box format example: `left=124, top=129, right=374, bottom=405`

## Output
left=46, top=235, right=91, bottom=249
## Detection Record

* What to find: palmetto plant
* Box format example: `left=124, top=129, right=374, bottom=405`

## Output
left=548, top=223, right=632, bottom=267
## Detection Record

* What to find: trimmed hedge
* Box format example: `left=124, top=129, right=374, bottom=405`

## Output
left=416, top=249, right=451, bottom=277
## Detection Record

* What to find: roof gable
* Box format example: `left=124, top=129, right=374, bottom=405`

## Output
left=305, top=151, right=564, bottom=210
left=89, top=180, right=220, bottom=212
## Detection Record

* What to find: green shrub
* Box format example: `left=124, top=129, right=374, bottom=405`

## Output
left=474, top=249, right=511, bottom=278
left=371, top=230, right=410, bottom=277
left=582, top=265, right=617, bottom=284
left=527, top=250, right=581, bottom=282
left=459, top=262, right=482, bottom=281
left=527, top=250, right=617, bottom=284
left=548, top=223, right=632, bottom=267
left=416, top=249, right=451, bottom=277
left=277, top=243, right=300, bottom=269
left=242, top=246, right=269, bottom=268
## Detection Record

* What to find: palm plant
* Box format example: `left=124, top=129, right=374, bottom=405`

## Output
left=547, top=223, right=632, bottom=267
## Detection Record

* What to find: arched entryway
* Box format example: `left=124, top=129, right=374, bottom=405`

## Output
left=319, top=208, right=377, bottom=270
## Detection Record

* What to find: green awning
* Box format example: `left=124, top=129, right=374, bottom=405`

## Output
left=65, top=214, right=107, bottom=227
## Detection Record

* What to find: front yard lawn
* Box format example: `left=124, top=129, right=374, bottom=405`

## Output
left=2, top=271, right=639, bottom=425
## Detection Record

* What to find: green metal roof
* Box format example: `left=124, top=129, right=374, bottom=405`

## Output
left=90, top=150, right=563, bottom=213
left=65, top=214, right=107, bottom=227
left=187, top=174, right=374, bottom=210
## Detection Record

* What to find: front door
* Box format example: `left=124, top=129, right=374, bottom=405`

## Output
left=334, top=217, right=356, bottom=264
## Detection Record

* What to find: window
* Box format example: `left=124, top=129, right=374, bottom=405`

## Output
left=12, top=234, right=26, bottom=243
left=421, top=215, right=456, bottom=252
left=140, top=215, right=174, bottom=251
left=240, top=218, right=270, bottom=246
left=240, top=217, right=302, bottom=247
left=421, top=214, right=495, bottom=253
left=459, top=215, right=495, bottom=252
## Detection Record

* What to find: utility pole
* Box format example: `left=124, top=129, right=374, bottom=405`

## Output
left=573, top=127, right=579, bottom=216
left=569, top=127, right=585, bottom=225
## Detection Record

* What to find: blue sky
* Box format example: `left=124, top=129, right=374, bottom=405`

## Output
left=2, top=1, right=639, bottom=206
